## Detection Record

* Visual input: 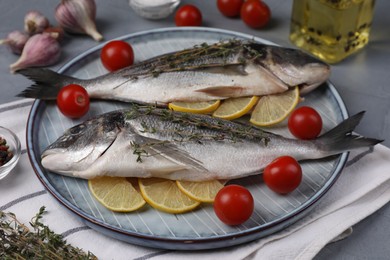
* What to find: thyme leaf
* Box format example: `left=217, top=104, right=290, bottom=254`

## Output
left=130, top=141, right=149, bottom=163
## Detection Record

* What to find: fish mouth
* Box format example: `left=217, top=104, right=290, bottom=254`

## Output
left=41, top=136, right=117, bottom=176
left=298, top=82, right=325, bottom=95
left=41, top=148, right=76, bottom=176
left=298, top=63, right=331, bottom=94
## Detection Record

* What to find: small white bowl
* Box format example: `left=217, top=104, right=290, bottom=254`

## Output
left=0, top=126, right=21, bottom=180
left=129, top=0, right=180, bottom=20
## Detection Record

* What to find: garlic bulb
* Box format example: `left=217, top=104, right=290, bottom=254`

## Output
left=55, top=0, right=103, bottom=41
left=10, top=33, right=61, bottom=73
left=0, top=30, right=29, bottom=55
left=24, top=11, right=50, bottom=35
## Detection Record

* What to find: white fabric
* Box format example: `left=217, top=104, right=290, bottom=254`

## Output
left=1, top=99, right=389, bottom=260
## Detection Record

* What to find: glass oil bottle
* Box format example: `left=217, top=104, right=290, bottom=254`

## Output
left=289, top=0, right=376, bottom=63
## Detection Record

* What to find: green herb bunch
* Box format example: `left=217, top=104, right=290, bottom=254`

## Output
left=0, top=206, right=97, bottom=259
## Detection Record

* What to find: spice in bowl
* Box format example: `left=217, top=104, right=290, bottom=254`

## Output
left=0, top=126, right=21, bottom=180
left=0, top=136, right=14, bottom=166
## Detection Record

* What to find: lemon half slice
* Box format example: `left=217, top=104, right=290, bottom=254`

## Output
left=212, top=96, right=259, bottom=120
left=176, top=180, right=225, bottom=203
left=89, top=177, right=146, bottom=212
left=250, top=87, right=300, bottom=127
left=138, top=178, right=200, bottom=214
left=168, top=100, right=220, bottom=114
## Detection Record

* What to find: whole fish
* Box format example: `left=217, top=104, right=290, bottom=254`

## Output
left=17, top=40, right=330, bottom=104
left=41, top=105, right=381, bottom=181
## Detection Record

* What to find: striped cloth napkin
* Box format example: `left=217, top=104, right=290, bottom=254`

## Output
left=1, top=99, right=389, bottom=260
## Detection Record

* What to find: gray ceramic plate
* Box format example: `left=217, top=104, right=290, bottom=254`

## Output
left=26, top=27, right=348, bottom=250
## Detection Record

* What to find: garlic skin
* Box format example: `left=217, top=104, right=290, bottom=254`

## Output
left=24, top=11, right=50, bottom=35
left=44, top=27, right=65, bottom=42
left=10, top=33, right=61, bottom=73
left=55, top=0, right=103, bottom=41
left=0, top=30, right=29, bottom=55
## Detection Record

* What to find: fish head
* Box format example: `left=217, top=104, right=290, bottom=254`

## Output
left=41, top=111, right=125, bottom=177
left=248, top=43, right=331, bottom=94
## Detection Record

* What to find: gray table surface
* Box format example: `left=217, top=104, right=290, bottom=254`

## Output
left=1, top=0, right=389, bottom=258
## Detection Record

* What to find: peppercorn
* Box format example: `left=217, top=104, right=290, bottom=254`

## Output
left=0, top=136, right=13, bottom=166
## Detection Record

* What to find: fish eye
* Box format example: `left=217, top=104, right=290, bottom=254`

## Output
left=57, top=124, right=87, bottom=144
left=68, top=123, right=86, bottom=135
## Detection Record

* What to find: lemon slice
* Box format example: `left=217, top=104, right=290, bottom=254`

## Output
left=212, top=96, right=259, bottom=120
left=176, top=180, right=225, bottom=203
left=168, top=100, right=220, bottom=114
left=138, top=178, right=200, bottom=214
left=250, top=87, right=300, bottom=127
left=88, top=177, right=146, bottom=212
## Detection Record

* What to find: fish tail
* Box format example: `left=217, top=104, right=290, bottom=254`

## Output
left=16, top=68, right=80, bottom=100
left=316, top=111, right=383, bottom=154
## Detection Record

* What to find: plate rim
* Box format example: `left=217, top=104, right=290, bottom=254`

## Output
left=26, top=27, right=349, bottom=250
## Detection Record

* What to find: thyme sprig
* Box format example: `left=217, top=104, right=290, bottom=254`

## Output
left=130, top=139, right=175, bottom=163
left=154, top=108, right=270, bottom=143
left=122, top=39, right=262, bottom=79
left=0, top=206, right=96, bottom=259
left=127, top=104, right=271, bottom=144
left=126, top=105, right=271, bottom=163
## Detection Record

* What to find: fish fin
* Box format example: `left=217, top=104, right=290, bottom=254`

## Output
left=133, top=135, right=208, bottom=172
left=202, top=64, right=248, bottom=75
left=16, top=68, right=78, bottom=100
left=195, top=86, right=245, bottom=97
left=227, top=64, right=247, bottom=75
left=316, top=111, right=383, bottom=153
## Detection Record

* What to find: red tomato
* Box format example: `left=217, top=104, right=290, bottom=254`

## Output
left=175, top=4, right=202, bottom=26
left=217, top=0, right=244, bottom=17
left=263, top=156, right=302, bottom=194
left=214, top=185, right=254, bottom=225
left=288, top=106, right=323, bottom=140
left=57, top=84, right=90, bottom=118
left=100, top=40, right=134, bottom=72
left=240, top=0, right=271, bottom=28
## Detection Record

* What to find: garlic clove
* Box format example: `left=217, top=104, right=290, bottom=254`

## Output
left=0, top=30, right=29, bottom=55
left=9, top=33, right=61, bottom=73
left=24, top=11, right=50, bottom=35
left=55, top=0, right=103, bottom=42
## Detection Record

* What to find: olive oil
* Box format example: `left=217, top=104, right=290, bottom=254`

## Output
left=289, top=0, right=376, bottom=63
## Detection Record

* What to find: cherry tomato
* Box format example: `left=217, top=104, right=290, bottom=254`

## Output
left=263, top=156, right=302, bottom=194
left=175, top=4, right=202, bottom=26
left=217, top=0, right=244, bottom=17
left=214, top=185, right=254, bottom=225
left=57, top=84, right=90, bottom=118
left=100, top=40, right=134, bottom=72
left=240, top=0, right=271, bottom=28
left=288, top=106, right=323, bottom=140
